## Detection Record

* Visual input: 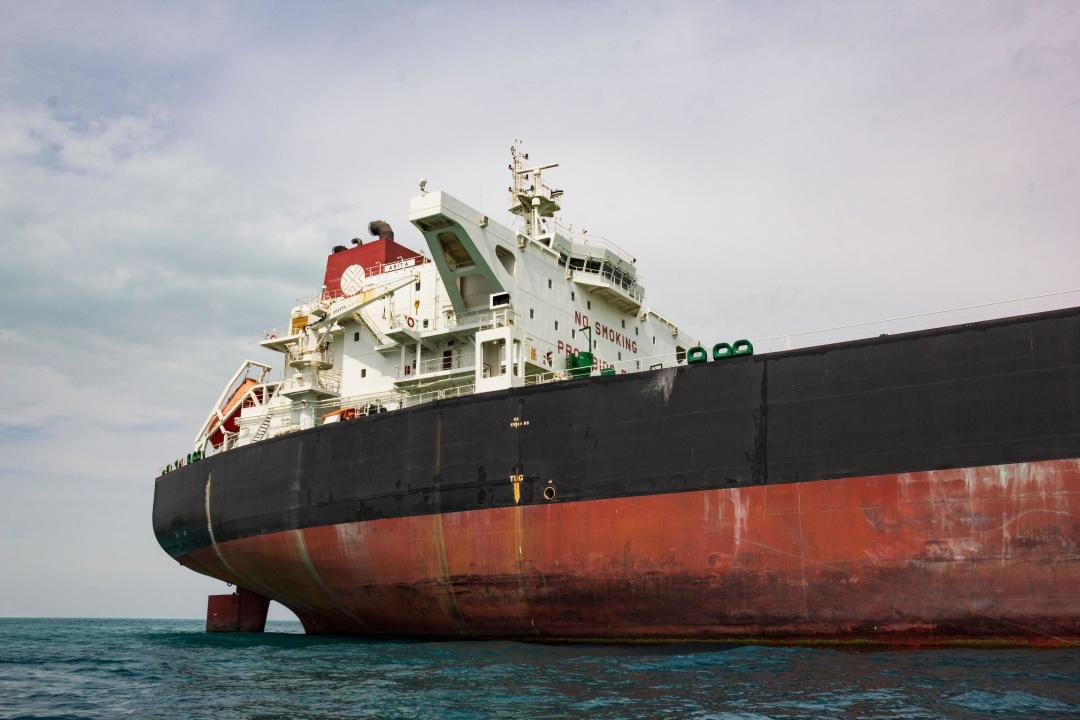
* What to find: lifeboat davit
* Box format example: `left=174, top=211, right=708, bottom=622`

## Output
left=193, top=360, right=272, bottom=453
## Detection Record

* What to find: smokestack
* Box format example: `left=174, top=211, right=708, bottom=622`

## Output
left=368, top=220, right=394, bottom=241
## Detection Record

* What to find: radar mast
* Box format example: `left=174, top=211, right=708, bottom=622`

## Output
left=508, top=142, right=563, bottom=240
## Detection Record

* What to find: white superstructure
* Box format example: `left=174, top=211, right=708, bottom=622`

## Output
left=192, top=146, right=695, bottom=456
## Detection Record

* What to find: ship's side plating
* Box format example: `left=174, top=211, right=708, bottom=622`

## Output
left=154, top=307, right=1080, bottom=644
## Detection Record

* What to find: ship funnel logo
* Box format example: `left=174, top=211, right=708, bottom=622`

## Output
left=340, top=264, right=366, bottom=296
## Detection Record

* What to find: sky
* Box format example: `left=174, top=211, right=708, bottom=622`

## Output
left=1, top=1, right=1078, bottom=620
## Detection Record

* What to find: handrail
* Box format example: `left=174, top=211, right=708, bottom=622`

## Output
left=568, top=263, right=644, bottom=300
left=552, top=221, right=637, bottom=267
left=749, top=288, right=1080, bottom=354
left=403, top=352, right=476, bottom=377
left=386, top=308, right=518, bottom=335
left=297, top=256, right=432, bottom=305
left=167, top=288, right=1080, bottom=469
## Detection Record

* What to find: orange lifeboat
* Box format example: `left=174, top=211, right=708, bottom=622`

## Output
left=194, top=361, right=273, bottom=452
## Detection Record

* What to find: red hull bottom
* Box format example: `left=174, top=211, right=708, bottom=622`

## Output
left=182, top=458, right=1080, bottom=646
left=206, top=588, right=270, bottom=632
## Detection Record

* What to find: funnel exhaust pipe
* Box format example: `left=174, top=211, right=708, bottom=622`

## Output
left=368, top=220, right=394, bottom=241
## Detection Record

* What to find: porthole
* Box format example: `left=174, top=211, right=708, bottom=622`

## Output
left=543, top=485, right=557, bottom=501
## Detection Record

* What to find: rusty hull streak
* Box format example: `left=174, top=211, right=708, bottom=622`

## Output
left=182, top=457, right=1080, bottom=645
left=291, top=529, right=376, bottom=633
left=202, top=471, right=264, bottom=598
left=431, top=411, right=474, bottom=637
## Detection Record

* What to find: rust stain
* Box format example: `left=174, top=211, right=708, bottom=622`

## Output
left=203, top=471, right=270, bottom=598
left=431, top=513, right=474, bottom=637
left=291, top=529, right=374, bottom=632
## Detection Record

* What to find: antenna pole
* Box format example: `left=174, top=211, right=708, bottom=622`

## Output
left=507, top=142, right=562, bottom=240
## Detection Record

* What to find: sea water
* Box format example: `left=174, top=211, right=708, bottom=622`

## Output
left=1, top=618, right=1078, bottom=719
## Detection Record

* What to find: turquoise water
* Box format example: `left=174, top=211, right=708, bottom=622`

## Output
left=1, top=619, right=1078, bottom=719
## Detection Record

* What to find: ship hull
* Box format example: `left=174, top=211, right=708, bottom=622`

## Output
left=155, top=307, right=1080, bottom=644
left=176, top=457, right=1080, bottom=644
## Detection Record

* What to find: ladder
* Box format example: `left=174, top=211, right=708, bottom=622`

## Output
left=343, top=273, right=419, bottom=346
left=356, top=306, right=391, bottom=345
left=251, top=413, right=272, bottom=442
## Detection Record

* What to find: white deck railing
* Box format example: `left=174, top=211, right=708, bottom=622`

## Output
left=749, top=288, right=1080, bottom=354
left=269, top=288, right=1080, bottom=440
left=165, top=289, right=1079, bottom=470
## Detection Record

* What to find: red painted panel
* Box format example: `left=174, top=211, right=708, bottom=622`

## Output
left=322, top=239, right=425, bottom=298
left=206, top=588, right=269, bottom=632
left=184, top=458, right=1080, bottom=645
left=206, top=593, right=239, bottom=632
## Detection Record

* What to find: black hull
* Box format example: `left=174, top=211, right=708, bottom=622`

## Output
left=154, top=307, right=1080, bottom=558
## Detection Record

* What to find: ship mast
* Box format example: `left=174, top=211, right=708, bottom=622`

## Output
left=508, top=142, right=563, bottom=241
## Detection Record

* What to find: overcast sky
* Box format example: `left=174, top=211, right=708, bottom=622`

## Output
left=2, top=1, right=1078, bottom=620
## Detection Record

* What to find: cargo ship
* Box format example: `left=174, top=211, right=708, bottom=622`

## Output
left=153, top=145, right=1080, bottom=645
